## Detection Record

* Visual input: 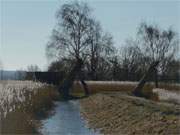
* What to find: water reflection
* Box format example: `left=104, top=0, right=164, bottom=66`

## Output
left=39, top=100, right=99, bottom=135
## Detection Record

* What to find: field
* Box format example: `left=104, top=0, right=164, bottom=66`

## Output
left=73, top=81, right=180, bottom=93
left=0, top=80, right=179, bottom=134
left=73, top=81, right=180, bottom=102
left=0, top=80, right=59, bottom=134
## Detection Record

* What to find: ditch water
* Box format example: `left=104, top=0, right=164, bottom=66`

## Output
left=39, top=100, right=99, bottom=135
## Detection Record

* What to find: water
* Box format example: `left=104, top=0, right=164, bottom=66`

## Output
left=39, top=100, right=99, bottom=135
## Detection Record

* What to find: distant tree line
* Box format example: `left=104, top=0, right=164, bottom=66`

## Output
left=46, top=1, right=179, bottom=84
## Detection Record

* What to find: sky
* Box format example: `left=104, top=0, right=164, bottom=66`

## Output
left=0, top=0, right=179, bottom=71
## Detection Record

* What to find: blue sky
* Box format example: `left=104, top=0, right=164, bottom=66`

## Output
left=1, top=0, right=179, bottom=71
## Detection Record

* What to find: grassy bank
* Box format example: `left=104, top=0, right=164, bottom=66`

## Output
left=1, top=85, right=59, bottom=134
left=80, top=93, right=180, bottom=135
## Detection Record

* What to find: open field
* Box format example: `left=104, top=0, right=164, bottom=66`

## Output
left=73, top=81, right=180, bottom=94
left=0, top=80, right=59, bottom=134
left=72, top=81, right=180, bottom=102
left=74, top=80, right=180, bottom=105
left=80, top=93, right=180, bottom=135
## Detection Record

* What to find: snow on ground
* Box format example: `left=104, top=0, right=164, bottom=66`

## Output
left=0, top=80, right=46, bottom=118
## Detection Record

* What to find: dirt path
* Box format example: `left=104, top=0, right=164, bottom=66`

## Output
left=80, top=93, right=180, bottom=135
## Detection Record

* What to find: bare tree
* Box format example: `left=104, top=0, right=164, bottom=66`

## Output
left=46, top=1, right=116, bottom=98
left=26, top=65, right=40, bottom=81
left=95, top=32, right=115, bottom=80
left=120, top=39, right=143, bottom=74
left=46, top=1, right=92, bottom=62
left=86, top=20, right=101, bottom=80
left=161, top=59, right=180, bottom=81
left=46, top=1, right=94, bottom=99
left=48, top=58, right=74, bottom=74
left=137, top=22, right=178, bottom=87
left=133, top=61, right=159, bottom=97
left=86, top=20, right=115, bottom=80
left=27, top=65, right=41, bottom=72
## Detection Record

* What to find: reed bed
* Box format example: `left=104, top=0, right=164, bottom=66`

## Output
left=0, top=80, right=59, bottom=134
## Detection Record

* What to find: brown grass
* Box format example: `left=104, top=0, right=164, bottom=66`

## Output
left=72, top=81, right=135, bottom=94
left=72, top=81, right=180, bottom=101
left=80, top=93, right=180, bottom=135
left=72, top=81, right=179, bottom=97
left=1, top=85, right=59, bottom=134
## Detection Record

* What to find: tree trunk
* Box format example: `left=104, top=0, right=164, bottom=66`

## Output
left=133, top=61, right=159, bottom=97
left=58, top=58, right=90, bottom=100
left=154, top=68, right=159, bottom=88
left=80, top=80, right=89, bottom=96
left=58, top=58, right=83, bottom=100
left=79, top=67, right=90, bottom=96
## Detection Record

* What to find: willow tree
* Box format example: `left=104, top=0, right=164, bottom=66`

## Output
left=138, top=22, right=178, bottom=87
left=47, top=2, right=92, bottom=61
left=86, top=19, right=115, bottom=80
left=46, top=1, right=116, bottom=99
left=46, top=1, right=94, bottom=99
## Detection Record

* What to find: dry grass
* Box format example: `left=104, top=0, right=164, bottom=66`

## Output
left=0, top=85, right=60, bottom=134
left=72, top=81, right=136, bottom=94
left=79, top=81, right=180, bottom=134
left=72, top=81, right=179, bottom=101
left=80, top=93, right=180, bottom=135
